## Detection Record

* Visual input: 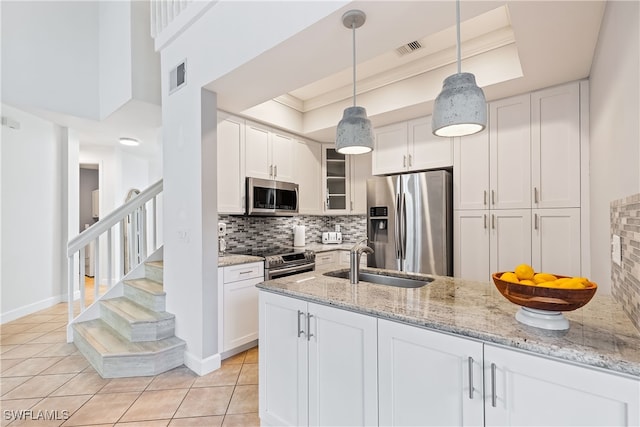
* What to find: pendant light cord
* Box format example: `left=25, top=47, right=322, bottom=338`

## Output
left=456, top=0, right=461, bottom=74
left=352, top=22, right=357, bottom=106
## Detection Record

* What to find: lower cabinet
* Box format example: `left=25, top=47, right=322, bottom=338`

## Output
left=259, top=291, right=378, bottom=427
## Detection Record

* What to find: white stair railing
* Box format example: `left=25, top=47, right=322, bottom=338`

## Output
left=67, top=179, right=163, bottom=326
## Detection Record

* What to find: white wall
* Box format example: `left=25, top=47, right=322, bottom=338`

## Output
left=589, top=0, right=640, bottom=293
left=0, top=105, right=68, bottom=322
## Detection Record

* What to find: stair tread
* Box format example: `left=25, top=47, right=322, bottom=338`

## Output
left=73, top=319, right=184, bottom=357
left=101, top=297, right=174, bottom=324
left=124, top=278, right=165, bottom=295
left=146, top=261, right=163, bottom=269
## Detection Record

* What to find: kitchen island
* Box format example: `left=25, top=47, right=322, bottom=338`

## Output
left=257, top=268, right=640, bottom=426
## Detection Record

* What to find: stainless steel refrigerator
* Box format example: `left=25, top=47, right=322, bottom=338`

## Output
left=367, top=170, right=452, bottom=276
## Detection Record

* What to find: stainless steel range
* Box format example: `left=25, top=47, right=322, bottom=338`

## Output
left=228, top=247, right=316, bottom=280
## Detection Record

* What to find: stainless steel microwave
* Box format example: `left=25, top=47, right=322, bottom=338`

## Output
left=246, top=177, right=299, bottom=216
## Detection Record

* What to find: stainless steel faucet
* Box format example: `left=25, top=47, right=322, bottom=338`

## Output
left=349, top=238, right=374, bottom=284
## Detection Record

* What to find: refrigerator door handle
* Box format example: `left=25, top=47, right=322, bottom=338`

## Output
left=401, top=192, right=407, bottom=261
left=395, top=193, right=402, bottom=260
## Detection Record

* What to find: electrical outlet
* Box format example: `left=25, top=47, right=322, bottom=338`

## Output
left=612, top=234, right=622, bottom=266
left=218, top=222, right=227, bottom=236
left=335, top=224, right=341, bottom=232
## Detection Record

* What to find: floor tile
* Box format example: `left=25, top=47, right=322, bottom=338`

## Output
left=51, top=372, right=110, bottom=396
left=146, top=366, right=197, bottom=390
left=2, top=357, right=64, bottom=377
left=226, top=385, right=258, bottom=414
left=1, top=358, right=25, bottom=373
left=18, top=314, right=62, bottom=324
left=221, top=352, right=246, bottom=366
left=61, top=392, right=140, bottom=426
left=120, top=388, right=188, bottom=422
left=0, top=398, right=42, bottom=427
left=98, top=376, right=153, bottom=394
left=1, top=374, right=75, bottom=400
left=173, top=386, right=234, bottom=418
left=115, top=421, right=169, bottom=427
left=0, top=345, right=18, bottom=355
left=38, top=343, right=79, bottom=358
left=237, top=364, right=258, bottom=385
left=0, top=323, right=36, bottom=334
left=244, top=347, right=258, bottom=364
left=0, top=343, right=55, bottom=359
left=192, top=364, right=241, bottom=388
left=28, top=331, right=68, bottom=344
left=24, top=322, right=68, bottom=334
left=9, top=394, right=93, bottom=427
left=221, top=413, right=260, bottom=427
left=168, top=416, right=223, bottom=426
left=0, top=376, right=31, bottom=396
left=41, top=355, right=90, bottom=375
left=0, top=332, right=46, bottom=345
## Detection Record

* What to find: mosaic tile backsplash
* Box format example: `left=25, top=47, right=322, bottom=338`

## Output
left=218, top=214, right=366, bottom=251
left=611, top=193, right=640, bottom=332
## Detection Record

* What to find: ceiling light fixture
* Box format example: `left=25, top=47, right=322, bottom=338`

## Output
left=119, top=137, right=140, bottom=146
left=432, top=0, right=487, bottom=137
left=335, top=9, right=374, bottom=155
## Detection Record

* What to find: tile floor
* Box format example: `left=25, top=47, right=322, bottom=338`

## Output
left=0, top=301, right=260, bottom=426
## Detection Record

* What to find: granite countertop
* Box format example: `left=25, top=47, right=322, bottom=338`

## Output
left=256, top=267, right=640, bottom=378
left=304, top=243, right=355, bottom=252
left=218, top=254, right=264, bottom=267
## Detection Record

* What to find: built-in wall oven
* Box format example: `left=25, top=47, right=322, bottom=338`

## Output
left=246, top=177, right=299, bottom=216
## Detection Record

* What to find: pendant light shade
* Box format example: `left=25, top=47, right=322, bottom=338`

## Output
left=432, top=0, right=487, bottom=138
left=336, top=10, right=374, bottom=155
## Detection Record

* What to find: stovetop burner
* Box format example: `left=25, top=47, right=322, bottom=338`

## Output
left=227, top=246, right=305, bottom=258
left=227, top=246, right=315, bottom=269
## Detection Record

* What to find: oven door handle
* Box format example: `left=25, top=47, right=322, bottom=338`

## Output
left=267, top=263, right=315, bottom=279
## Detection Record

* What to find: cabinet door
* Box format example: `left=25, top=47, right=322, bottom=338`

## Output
left=314, top=251, right=338, bottom=269
left=489, top=210, right=531, bottom=274
left=532, top=208, right=581, bottom=276
left=223, top=276, right=261, bottom=351
left=484, top=345, right=640, bottom=427
left=271, top=132, right=295, bottom=182
left=532, top=83, right=581, bottom=208
left=217, top=114, right=245, bottom=214
left=245, top=122, right=272, bottom=180
left=454, top=210, right=490, bottom=282
left=454, top=131, right=490, bottom=210
left=307, top=302, right=378, bottom=427
left=373, top=122, right=407, bottom=175
left=489, top=95, right=531, bottom=209
left=378, top=319, right=484, bottom=427
left=323, top=146, right=349, bottom=214
left=259, top=292, right=308, bottom=427
left=295, top=140, right=323, bottom=215
left=349, top=151, right=372, bottom=214
left=408, top=116, right=453, bottom=171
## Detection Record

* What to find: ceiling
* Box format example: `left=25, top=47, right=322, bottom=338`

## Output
left=207, top=0, right=606, bottom=142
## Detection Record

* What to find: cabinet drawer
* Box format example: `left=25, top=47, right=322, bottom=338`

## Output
left=315, top=251, right=338, bottom=266
left=224, top=262, right=264, bottom=283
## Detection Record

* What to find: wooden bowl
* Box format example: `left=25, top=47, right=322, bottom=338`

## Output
left=492, top=272, right=598, bottom=312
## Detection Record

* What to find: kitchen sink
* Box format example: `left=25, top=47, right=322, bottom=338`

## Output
left=324, top=269, right=432, bottom=288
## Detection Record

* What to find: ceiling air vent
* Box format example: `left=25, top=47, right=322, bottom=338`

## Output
left=169, top=60, right=187, bottom=94
left=395, top=40, right=423, bottom=56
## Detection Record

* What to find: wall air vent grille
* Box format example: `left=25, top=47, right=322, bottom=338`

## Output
left=395, top=41, right=423, bottom=56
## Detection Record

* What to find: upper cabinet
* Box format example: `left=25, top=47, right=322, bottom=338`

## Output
left=217, top=113, right=245, bottom=214
left=294, top=139, right=323, bottom=215
left=373, top=115, right=453, bottom=176
left=245, top=121, right=294, bottom=182
left=322, top=145, right=371, bottom=215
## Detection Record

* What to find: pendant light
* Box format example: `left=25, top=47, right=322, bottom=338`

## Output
left=335, top=10, right=374, bottom=155
left=432, top=0, right=487, bottom=137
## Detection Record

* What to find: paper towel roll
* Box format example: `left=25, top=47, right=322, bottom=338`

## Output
left=293, top=225, right=306, bottom=247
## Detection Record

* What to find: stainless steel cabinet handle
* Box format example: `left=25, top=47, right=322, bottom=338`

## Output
left=491, top=190, right=495, bottom=205
left=274, top=165, right=277, bottom=178
left=306, top=313, right=314, bottom=341
left=350, top=201, right=354, bottom=211
left=484, top=190, right=487, bottom=206
left=534, top=187, right=539, bottom=204
left=492, top=214, right=495, bottom=230
left=403, top=155, right=407, bottom=168
left=534, top=213, right=539, bottom=230
left=270, top=165, right=273, bottom=177
left=297, top=310, right=305, bottom=338
left=408, top=154, right=412, bottom=167
left=484, top=214, right=487, bottom=229
left=468, top=357, right=474, bottom=399
left=491, top=363, right=497, bottom=407
left=239, top=271, right=253, bottom=275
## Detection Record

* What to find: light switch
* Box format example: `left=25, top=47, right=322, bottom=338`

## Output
left=612, top=234, right=622, bottom=266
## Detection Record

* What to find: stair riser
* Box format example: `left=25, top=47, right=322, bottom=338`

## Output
left=124, top=285, right=165, bottom=312
left=100, top=305, right=175, bottom=342
left=145, top=264, right=163, bottom=284
left=101, top=344, right=185, bottom=378
left=73, top=327, right=105, bottom=376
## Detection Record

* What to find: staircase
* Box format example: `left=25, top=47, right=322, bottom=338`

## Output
left=73, top=261, right=185, bottom=378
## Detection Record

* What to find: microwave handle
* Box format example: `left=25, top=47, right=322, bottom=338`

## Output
left=295, top=186, right=299, bottom=211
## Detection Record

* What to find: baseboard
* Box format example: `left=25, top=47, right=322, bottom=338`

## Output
left=221, top=339, right=259, bottom=360
left=0, top=294, right=64, bottom=324
left=183, top=350, right=221, bottom=376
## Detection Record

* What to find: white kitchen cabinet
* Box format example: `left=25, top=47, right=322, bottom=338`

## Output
left=222, top=262, right=263, bottom=353
left=294, top=139, right=323, bottom=215
left=245, top=121, right=294, bottom=181
left=531, top=82, right=581, bottom=208
left=532, top=208, right=581, bottom=276
left=484, top=344, right=640, bottom=426
left=373, top=116, right=453, bottom=175
left=489, top=94, right=531, bottom=210
left=454, top=210, right=491, bottom=282
left=338, top=249, right=367, bottom=268
left=489, top=209, right=532, bottom=274
left=322, top=145, right=372, bottom=215
left=378, top=319, right=484, bottom=426
left=259, top=291, right=378, bottom=427
left=314, top=251, right=339, bottom=269
left=217, top=113, right=245, bottom=214
left=454, top=129, right=490, bottom=211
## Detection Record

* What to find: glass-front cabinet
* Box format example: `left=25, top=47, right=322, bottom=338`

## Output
left=322, top=145, right=372, bottom=215
left=324, top=148, right=348, bottom=211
